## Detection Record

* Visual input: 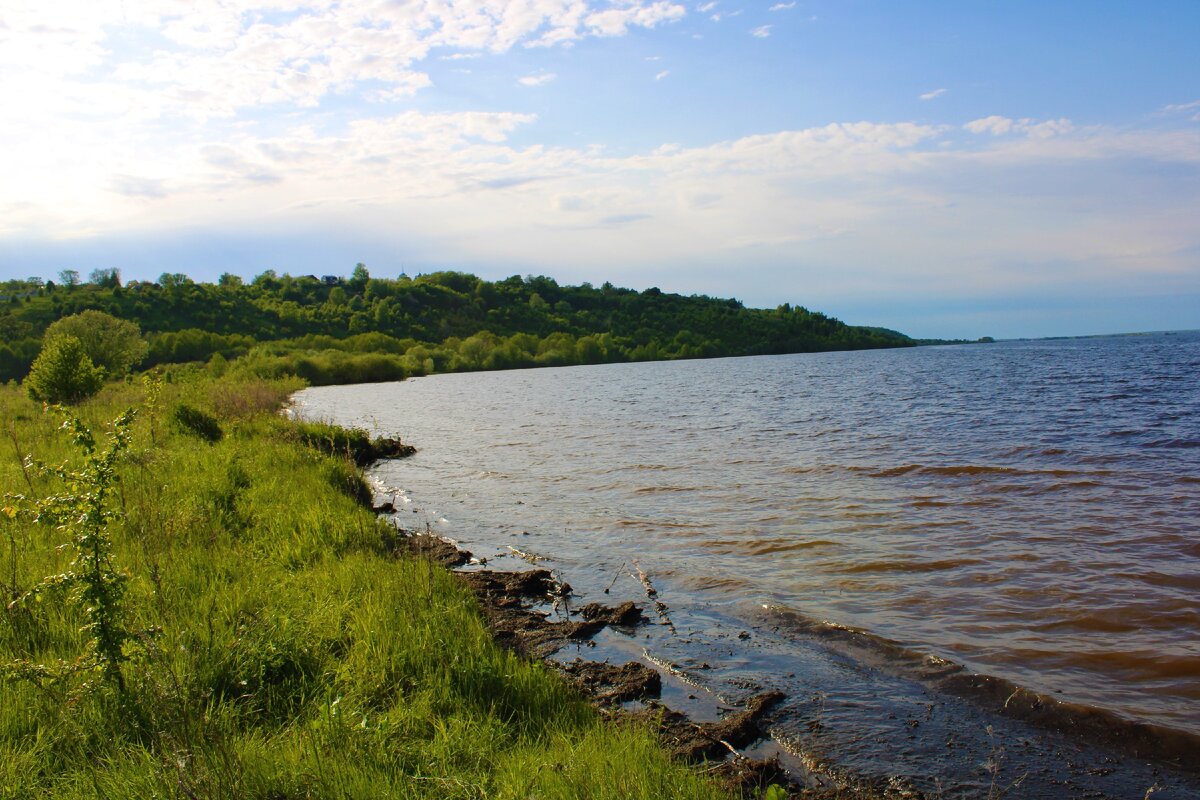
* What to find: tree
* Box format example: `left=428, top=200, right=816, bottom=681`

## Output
left=24, top=335, right=105, bottom=404
left=349, top=263, right=370, bottom=289
left=218, top=272, right=243, bottom=288
left=158, top=272, right=191, bottom=288
left=59, top=269, right=81, bottom=288
left=89, top=268, right=121, bottom=288
left=44, top=310, right=148, bottom=377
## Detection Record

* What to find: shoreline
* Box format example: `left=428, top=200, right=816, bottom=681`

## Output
left=382, top=527, right=858, bottom=798
left=290, top=360, right=1200, bottom=799
left=371, top=504, right=1200, bottom=798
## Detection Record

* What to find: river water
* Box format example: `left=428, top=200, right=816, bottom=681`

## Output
left=295, top=332, right=1200, bottom=797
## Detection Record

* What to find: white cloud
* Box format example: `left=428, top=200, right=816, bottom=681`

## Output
left=751, top=25, right=772, bottom=37
left=964, top=115, right=1015, bottom=135
left=655, top=70, right=670, bottom=81
left=964, top=116, right=1073, bottom=138
left=770, top=2, right=796, bottom=10
left=3, top=103, right=1198, bottom=315
left=697, top=2, right=718, bottom=11
left=584, top=2, right=686, bottom=37
left=2, top=4, right=1197, bottom=314
left=518, top=72, right=557, bottom=87
left=920, top=88, right=946, bottom=101
left=1162, top=99, right=1200, bottom=113
left=0, top=1, right=686, bottom=122
left=1162, top=99, right=1200, bottom=121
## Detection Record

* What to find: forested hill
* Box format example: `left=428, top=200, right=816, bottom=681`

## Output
left=0, top=268, right=914, bottom=384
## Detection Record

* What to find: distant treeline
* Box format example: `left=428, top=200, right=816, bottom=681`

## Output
left=0, top=268, right=916, bottom=384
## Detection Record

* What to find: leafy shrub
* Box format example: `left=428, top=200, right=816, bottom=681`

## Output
left=171, top=403, right=223, bottom=443
left=24, top=334, right=105, bottom=404
left=43, top=309, right=148, bottom=377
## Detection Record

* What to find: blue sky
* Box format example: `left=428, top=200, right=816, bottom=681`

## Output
left=1, top=0, right=1198, bottom=339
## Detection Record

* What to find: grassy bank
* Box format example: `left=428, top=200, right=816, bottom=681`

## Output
left=0, top=374, right=732, bottom=799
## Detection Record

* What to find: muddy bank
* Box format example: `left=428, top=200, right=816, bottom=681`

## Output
left=380, top=526, right=827, bottom=798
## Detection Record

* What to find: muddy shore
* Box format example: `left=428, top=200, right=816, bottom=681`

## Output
left=382, top=527, right=913, bottom=799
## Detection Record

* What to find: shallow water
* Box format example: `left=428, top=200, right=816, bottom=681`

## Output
left=296, top=332, right=1200, bottom=794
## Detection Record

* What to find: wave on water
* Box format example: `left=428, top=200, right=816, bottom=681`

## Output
left=833, top=557, right=982, bottom=574
left=703, top=538, right=840, bottom=556
left=784, top=463, right=1118, bottom=480
left=761, top=605, right=1200, bottom=773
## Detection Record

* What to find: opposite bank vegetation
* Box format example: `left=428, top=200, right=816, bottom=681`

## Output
left=0, top=268, right=944, bottom=387
left=1, top=373, right=762, bottom=799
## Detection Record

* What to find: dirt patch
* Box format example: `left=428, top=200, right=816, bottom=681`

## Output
left=559, top=658, right=662, bottom=704
left=636, top=691, right=786, bottom=763
left=381, top=529, right=473, bottom=568
left=453, top=568, right=609, bottom=657
left=711, top=756, right=793, bottom=797
left=458, top=568, right=566, bottom=604
left=578, top=600, right=646, bottom=626
left=369, top=436, right=417, bottom=462
left=389, top=526, right=800, bottom=796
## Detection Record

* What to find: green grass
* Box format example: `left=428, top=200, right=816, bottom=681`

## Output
left=0, top=375, right=734, bottom=799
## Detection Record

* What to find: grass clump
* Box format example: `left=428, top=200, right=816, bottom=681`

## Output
left=290, top=418, right=415, bottom=466
left=0, top=375, right=732, bottom=800
left=170, top=402, right=223, bottom=443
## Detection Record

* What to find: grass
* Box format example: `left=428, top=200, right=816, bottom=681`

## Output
left=0, top=374, right=735, bottom=799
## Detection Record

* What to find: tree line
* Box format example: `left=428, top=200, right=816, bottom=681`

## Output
left=1, top=266, right=916, bottom=388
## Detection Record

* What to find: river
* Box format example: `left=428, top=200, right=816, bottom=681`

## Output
left=294, top=332, right=1200, bottom=797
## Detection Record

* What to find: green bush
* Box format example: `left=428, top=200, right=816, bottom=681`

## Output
left=170, top=403, right=223, bottom=443
left=23, top=334, right=105, bottom=404
left=43, top=309, right=148, bottom=377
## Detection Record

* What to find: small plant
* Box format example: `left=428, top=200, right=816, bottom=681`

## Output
left=171, top=402, right=223, bottom=443
left=5, top=407, right=139, bottom=694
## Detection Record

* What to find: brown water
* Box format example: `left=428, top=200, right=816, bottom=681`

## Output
left=295, top=332, right=1200, bottom=795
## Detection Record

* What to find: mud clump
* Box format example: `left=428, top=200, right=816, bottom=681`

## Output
left=560, top=659, right=662, bottom=704
left=639, top=691, right=786, bottom=763
left=381, top=529, right=472, bottom=568
left=361, top=436, right=416, bottom=464
left=711, top=756, right=793, bottom=797
left=455, top=569, right=604, bottom=658
left=578, top=600, right=646, bottom=626
left=458, top=568, right=566, bottom=604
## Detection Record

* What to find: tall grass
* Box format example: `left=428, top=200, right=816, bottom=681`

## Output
left=0, top=375, right=732, bottom=799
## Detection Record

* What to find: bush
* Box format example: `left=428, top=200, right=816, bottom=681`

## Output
left=170, top=403, right=223, bottom=443
left=43, top=310, right=148, bottom=377
left=23, top=335, right=105, bottom=404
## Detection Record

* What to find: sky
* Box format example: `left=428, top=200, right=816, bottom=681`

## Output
left=1, top=1, right=1198, bottom=339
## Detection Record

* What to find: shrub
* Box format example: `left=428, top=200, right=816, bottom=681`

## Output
left=24, top=335, right=105, bottom=404
left=43, top=310, right=148, bottom=377
left=170, top=403, right=223, bottom=443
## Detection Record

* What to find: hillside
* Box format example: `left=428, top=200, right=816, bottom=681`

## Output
left=0, top=269, right=914, bottom=384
